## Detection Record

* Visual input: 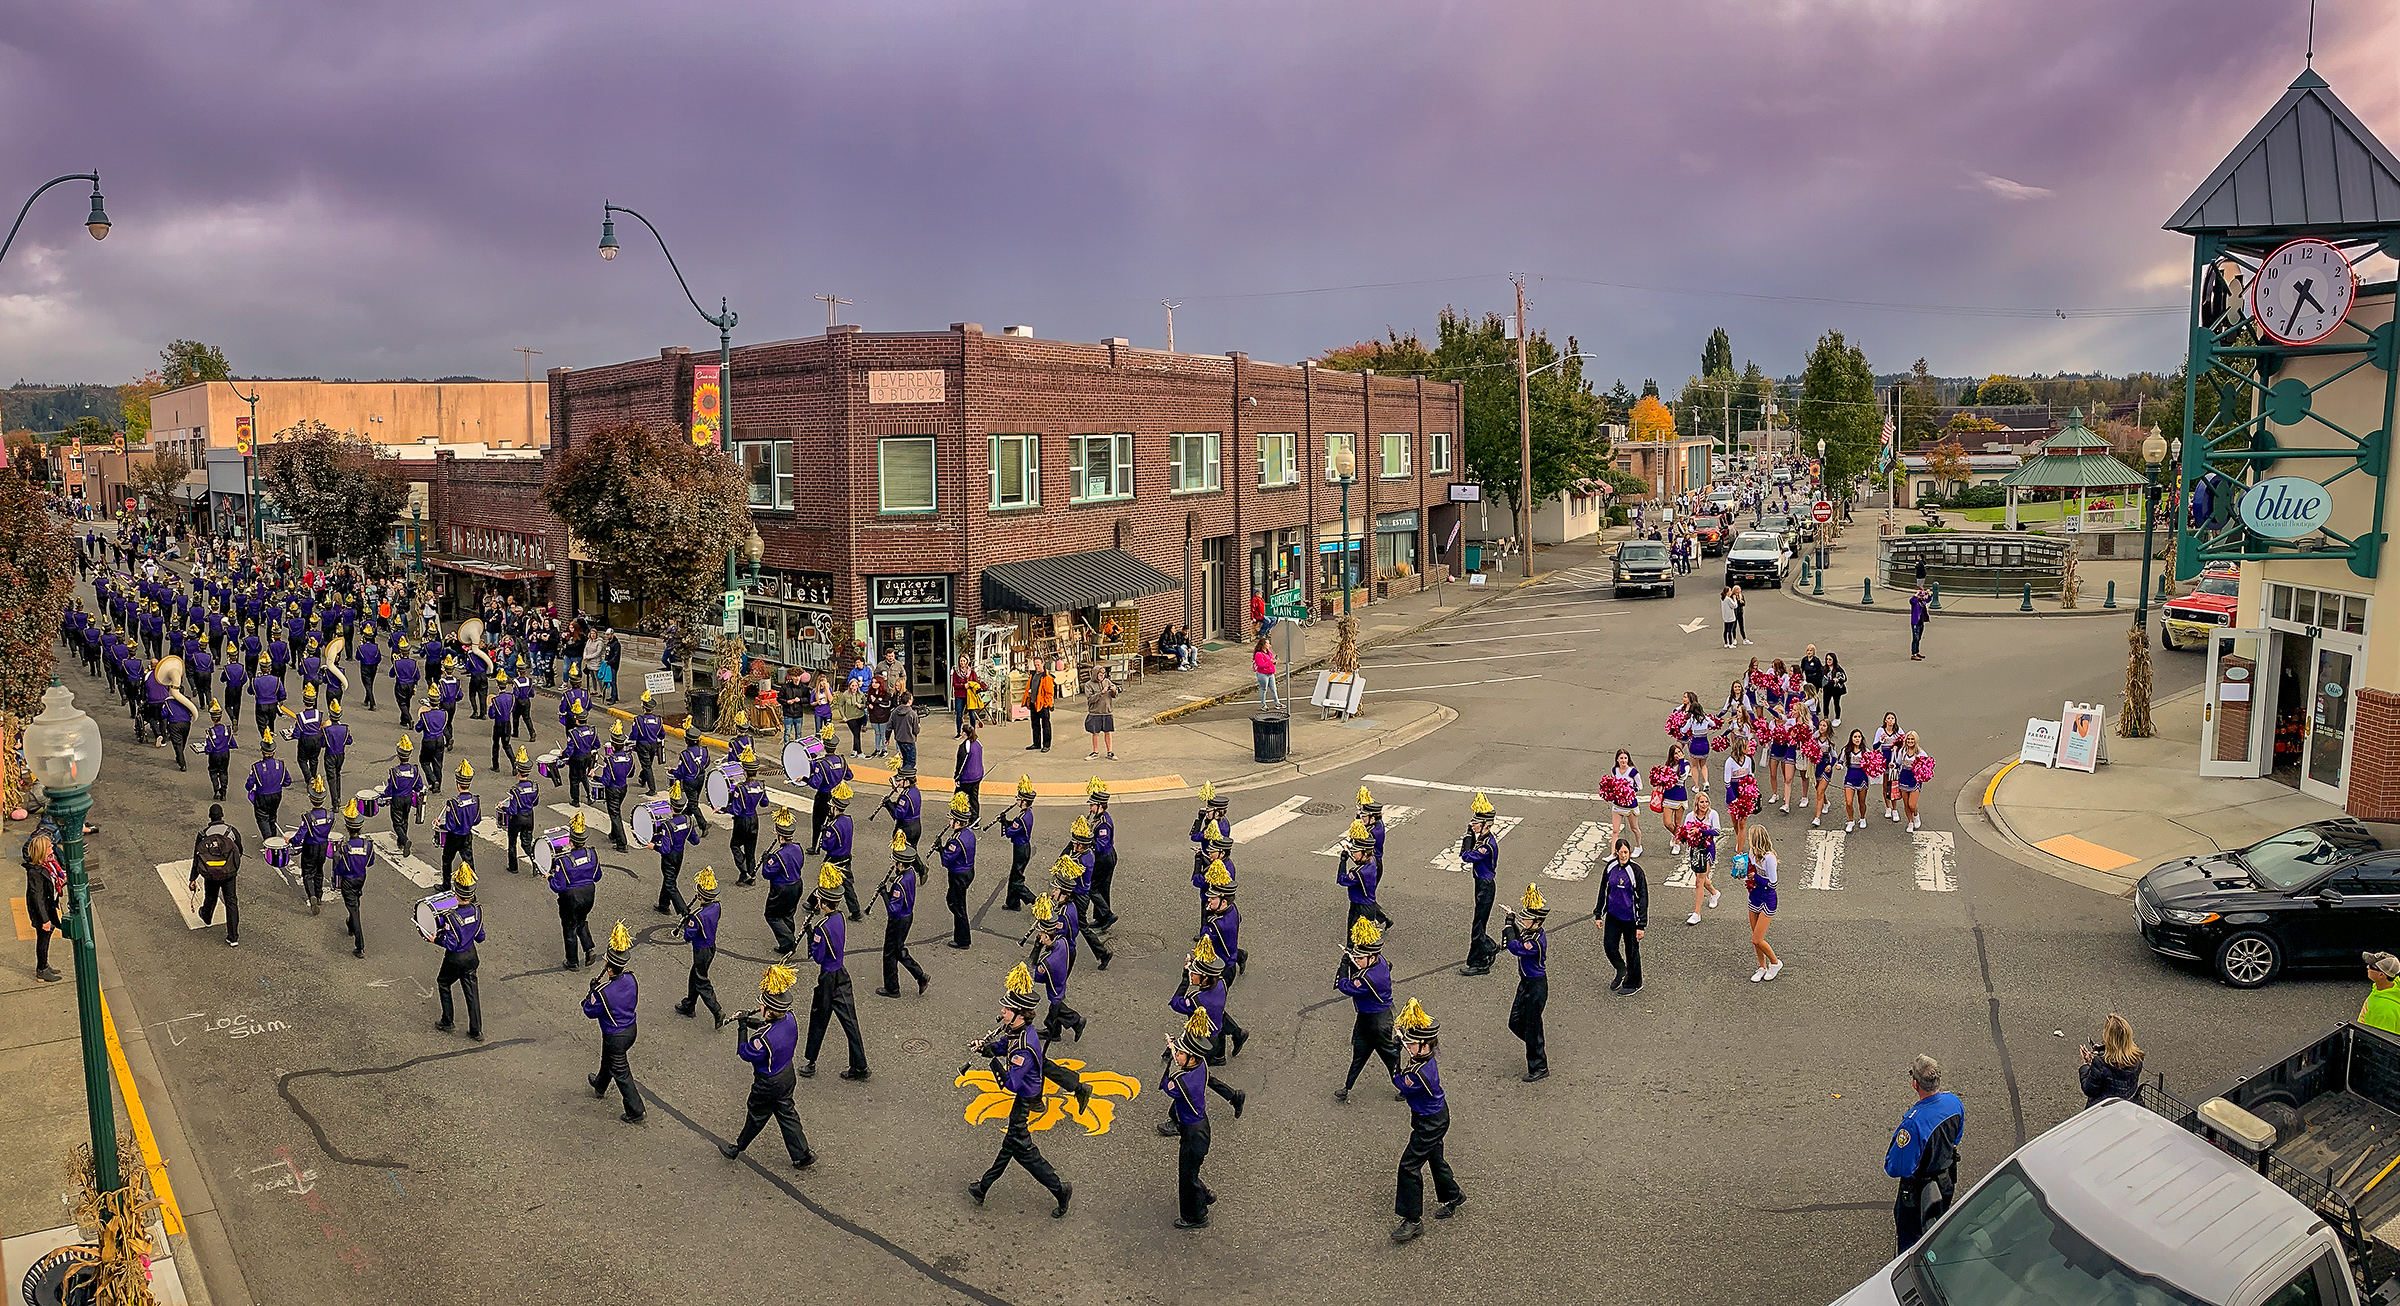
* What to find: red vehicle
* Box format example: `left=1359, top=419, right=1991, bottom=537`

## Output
left=1690, top=513, right=1732, bottom=557
left=2161, top=564, right=2240, bottom=650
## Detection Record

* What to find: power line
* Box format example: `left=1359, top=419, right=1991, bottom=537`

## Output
left=1540, top=274, right=2183, bottom=320
left=1177, top=274, right=1507, bottom=302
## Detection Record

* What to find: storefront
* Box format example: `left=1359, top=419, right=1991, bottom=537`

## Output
left=736, top=568, right=839, bottom=674
left=2200, top=582, right=2372, bottom=807
left=868, top=573, right=954, bottom=701
left=1250, top=528, right=1305, bottom=613
left=1373, top=510, right=1420, bottom=578
left=429, top=557, right=556, bottom=622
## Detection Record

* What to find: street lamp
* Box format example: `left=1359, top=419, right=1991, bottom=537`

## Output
left=1331, top=444, right=1356, bottom=615
left=2135, top=427, right=2169, bottom=638
left=2122, top=426, right=2172, bottom=739
left=24, top=678, right=115, bottom=1191
left=1817, top=438, right=1829, bottom=571
left=411, top=503, right=425, bottom=578
left=1, top=172, right=109, bottom=266
left=744, top=526, right=765, bottom=587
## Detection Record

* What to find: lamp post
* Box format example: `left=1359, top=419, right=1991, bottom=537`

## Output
left=597, top=203, right=745, bottom=633
left=231, top=384, right=263, bottom=552
left=411, top=503, right=425, bottom=578
left=24, top=678, right=114, bottom=1189
left=1817, top=437, right=1829, bottom=572
left=2122, top=426, right=2172, bottom=739
left=1331, top=445, right=1356, bottom=614
left=2134, top=427, right=2170, bottom=641
left=0, top=172, right=109, bottom=267
left=744, top=526, right=765, bottom=588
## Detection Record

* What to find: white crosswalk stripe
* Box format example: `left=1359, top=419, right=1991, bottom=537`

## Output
left=1230, top=796, right=1309, bottom=843
left=1663, top=855, right=1698, bottom=889
left=152, top=862, right=210, bottom=930
left=1538, top=821, right=1612, bottom=882
left=1365, top=774, right=1604, bottom=803
left=365, top=831, right=443, bottom=890
left=1806, top=829, right=1845, bottom=891
left=1431, top=816, right=1521, bottom=873
left=1311, top=806, right=1420, bottom=856
left=1912, top=830, right=1956, bottom=892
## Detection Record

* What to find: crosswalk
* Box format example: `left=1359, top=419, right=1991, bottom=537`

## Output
left=1310, top=806, right=1421, bottom=856
left=1430, top=816, right=1522, bottom=874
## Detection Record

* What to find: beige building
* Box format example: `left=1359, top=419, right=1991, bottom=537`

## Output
left=147, top=379, right=548, bottom=464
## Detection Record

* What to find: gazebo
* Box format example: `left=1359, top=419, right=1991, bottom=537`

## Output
left=1996, top=408, right=2147, bottom=533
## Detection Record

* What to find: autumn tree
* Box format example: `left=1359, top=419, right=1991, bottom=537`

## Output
left=1313, top=331, right=1438, bottom=375
left=1946, top=413, right=2007, bottom=434
left=1925, top=441, right=1971, bottom=494
left=1967, top=374, right=2036, bottom=406
left=119, top=369, right=167, bottom=444
left=1627, top=394, right=1676, bottom=443
left=543, top=422, right=750, bottom=631
left=159, top=340, right=231, bottom=389
left=0, top=467, right=76, bottom=718
left=126, top=451, right=191, bottom=509
left=1798, top=329, right=1879, bottom=495
left=257, top=420, right=410, bottom=565
left=1898, top=358, right=1941, bottom=449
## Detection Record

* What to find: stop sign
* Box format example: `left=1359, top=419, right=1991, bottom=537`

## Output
left=1811, top=500, right=1834, bottom=524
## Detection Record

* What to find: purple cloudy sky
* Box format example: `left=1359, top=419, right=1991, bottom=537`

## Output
left=3, top=1, right=2395, bottom=394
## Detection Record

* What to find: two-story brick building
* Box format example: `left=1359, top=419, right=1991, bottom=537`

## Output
left=549, top=323, right=1467, bottom=701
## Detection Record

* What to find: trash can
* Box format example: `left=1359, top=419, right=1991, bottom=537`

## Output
left=1251, top=713, right=1289, bottom=764
left=1465, top=543, right=1482, bottom=573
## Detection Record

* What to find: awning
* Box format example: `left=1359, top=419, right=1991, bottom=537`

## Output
left=981, top=548, right=1180, bottom=614
left=426, top=556, right=555, bottom=582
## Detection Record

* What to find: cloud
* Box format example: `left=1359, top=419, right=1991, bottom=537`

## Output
left=1967, top=172, right=2057, bottom=201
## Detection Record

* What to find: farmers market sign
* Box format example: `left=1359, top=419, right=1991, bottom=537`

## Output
left=2237, top=477, right=2333, bottom=540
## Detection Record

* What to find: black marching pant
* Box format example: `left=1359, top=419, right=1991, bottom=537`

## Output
left=507, top=820, right=534, bottom=874
left=1604, top=914, right=1643, bottom=989
left=1395, top=1108, right=1462, bottom=1221
left=810, top=789, right=831, bottom=846
left=1466, top=878, right=1498, bottom=969
left=440, top=832, right=469, bottom=890
left=605, top=787, right=628, bottom=852
left=947, top=872, right=973, bottom=947
left=1043, top=997, right=1083, bottom=1043
left=168, top=720, right=190, bottom=770
left=636, top=747, right=657, bottom=794
left=1346, top=1010, right=1400, bottom=1091
left=392, top=797, right=413, bottom=854
left=208, top=754, right=230, bottom=800
left=437, top=947, right=482, bottom=1034
left=1007, top=843, right=1034, bottom=908
left=198, top=876, right=240, bottom=943
left=297, top=742, right=322, bottom=783
left=567, top=757, right=589, bottom=807
left=560, top=884, right=596, bottom=965
left=733, top=1066, right=812, bottom=1165
left=882, top=912, right=928, bottom=992
left=361, top=667, right=377, bottom=709
left=805, top=969, right=867, bottom=1072
left=731, top=816, right=759, bottom=883
left=1177, top=1118, right=1213, bottom=1224
left=977, top=1096, right=1067, bottom=1201
left=324, top=755, right=343, bottom=798
left=491, top=727, right=513, bottom=771
left=340, top=880, right=365, bottom=952
left=252, top=792, right=282, bottom=842
left=396, top=684, right=415, bottom=725
left=1508, top=975, right=1548, bottom=1075
left=1091, top=851, right=1118, bottom=926
left=1347, top=899, right=1394, bottom=934
left=679, top=945, right=722, bottom=1020
left=658, top=854, right=687, bottom=916
left=300, top=845, right=325, bottom=902
left=592, top=1028, right=644, bottom=1117
left=764, top=880, right=804, bottom=954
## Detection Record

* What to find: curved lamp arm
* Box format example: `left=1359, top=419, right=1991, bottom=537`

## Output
left=602, top=203, right=736, bottom=334
left=1, top=173, right=105, bottom=266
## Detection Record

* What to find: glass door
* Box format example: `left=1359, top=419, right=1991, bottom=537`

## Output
left=2199, top=629, right=2269, bottom=777
left=2301, top=643, right=2359, bottom=803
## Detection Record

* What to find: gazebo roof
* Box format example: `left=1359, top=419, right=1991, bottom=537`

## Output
left=1997, top=454, right=2147, bottom=490
left=2034, top=408, right=2113, bottom=454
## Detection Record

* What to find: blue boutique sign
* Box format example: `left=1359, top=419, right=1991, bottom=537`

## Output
left=2237, top=477, right=2334, bottom=540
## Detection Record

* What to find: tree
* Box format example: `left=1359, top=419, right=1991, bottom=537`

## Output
left=1313, top=331, right=1438, bottom=375
left=1946, top=413, right=2006, bottom=435
left=126, top=451, right=191, bottom=509
left=1925, top=441, right=1971, bottom=494
left=64, top=415, right=113, bottom=446
left=159, top=340, right=231, bottom=389
left=1700, top=327, right=1733, bottom=380
left=4, top=428, right=38, bottom=466
left=0, top=466, right=76, bottom=721
left=119, top=369, right=167, bottom=444
left=257, top=420, right=410, bottom=565
left=1640, top=378, right=1659, bottom=399
left=1627, top=394, right=1676, bottom=443
left=543, top=422, right=749, bottom=631
left=1601, top=380, right=1635, bottom=426
left=1971, top=374, right=2037, bottom=406
left=1898, top=359, right=1941, bottom=449
left=1797, top=329, right=1879, bottom=495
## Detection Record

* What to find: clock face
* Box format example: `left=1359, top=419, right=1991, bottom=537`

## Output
left=2248, top=238, right=2356, bottom=346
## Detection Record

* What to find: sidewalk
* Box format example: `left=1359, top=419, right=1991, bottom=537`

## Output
left=1786, top=517, right=2153, bottom=618
left=1969, top=685, right=2345, bottom=896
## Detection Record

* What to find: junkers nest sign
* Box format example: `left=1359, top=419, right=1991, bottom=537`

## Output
left=2237, top=476, right=2334, bottom=540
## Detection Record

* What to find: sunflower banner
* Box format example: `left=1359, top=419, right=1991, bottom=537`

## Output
left=690, top=363, right=722, bottom=450
left=953, top=1059, right=1140, bottom=1136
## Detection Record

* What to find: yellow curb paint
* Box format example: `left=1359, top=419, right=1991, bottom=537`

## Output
left=11, top=897, right=31, bottom=940
left=99, top=985, right=184, bottom=1238
left=848, top=763, right=1185, bottom=797
left=1983, top=759, right=2021, bottom=809
left=2031, top=834, right=2140, bottom=874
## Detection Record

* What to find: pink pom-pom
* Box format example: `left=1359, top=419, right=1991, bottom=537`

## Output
left=1599, top=775, right=1637, bottom=806
left=1913, top=754, right=1936, bottom=783
left=1678, top=817, right=1712, bottom=847
left=1665, top=708, right=1688, bottom=739
left=1799, top=735, right=1824, bottom=764
left=1748, top=669, right=1775, bottom=692
left=1647, top=764, right=1678, bottom=792
left=1864, top=751, right=1888, bottom=780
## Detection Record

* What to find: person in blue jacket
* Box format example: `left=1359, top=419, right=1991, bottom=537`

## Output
left=1886, top=1053, right=1965, bottom=1253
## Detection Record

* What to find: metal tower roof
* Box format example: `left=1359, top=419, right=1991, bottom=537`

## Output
left=2164, top=69, right=2400, bottom=235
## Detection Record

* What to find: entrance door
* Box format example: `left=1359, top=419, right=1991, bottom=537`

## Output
left=2199, top=628, right=2269, bottom=777
left=2301, top=644, right=2359, bottom=804
left=2270, top=632, right=2314, bottom=787
left=1200, top=538, right=1225, bottom=642
left=875, top=620, right=947, bottom=703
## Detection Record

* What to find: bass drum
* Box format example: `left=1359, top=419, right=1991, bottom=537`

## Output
left=705, top=760, right=740, bottom=813
left=781, top=738, right=818, bottom=785
left=535, top=827, right=569, bottom=878
left=631, top=799, right=665, bottom=849
left=413, top=891, right=460, bottom=942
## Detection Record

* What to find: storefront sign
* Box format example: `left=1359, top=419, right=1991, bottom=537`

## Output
left=756, top=569, right=835, bottom=606
left=1448, top=483, right=1480, bottom=502
left=691, top=363, right=722, bottom=450
left=2020, top=718, right=2060, bottom=767
left=1375, top=510, right=1419, bottom=533
left=872, top=575, right=949, bottom=609
left=2058, top=702, right=2104, bottom=773
left=2237, top=476, right=2333, bottom=539
left=867, top=370, right=946, bottom=405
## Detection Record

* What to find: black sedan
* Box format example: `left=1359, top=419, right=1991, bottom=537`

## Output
left=2136, top=818, right=2400, bottom=988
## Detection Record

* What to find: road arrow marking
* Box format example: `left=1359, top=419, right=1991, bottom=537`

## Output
left=1680, top=616, right=1709, bottom=634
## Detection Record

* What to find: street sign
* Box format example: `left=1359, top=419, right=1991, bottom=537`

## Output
left=723, top=589, right=744, bottom=619
left=645, top=670, right=677, bottom=698
left=1811, top=500, right=1834, bottom=525
left=1267, top=584, right=1307, bottom=620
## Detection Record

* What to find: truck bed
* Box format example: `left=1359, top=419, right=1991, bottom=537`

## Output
left=2270, top=1093, right=2400, bottom=1238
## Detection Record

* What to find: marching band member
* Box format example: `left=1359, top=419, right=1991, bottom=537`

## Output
left=1162, top=938, right=1247, bottom=1130
left=1161, top=1009, right=1218, bottom=1230
left=631, top=690, right=666, bottom=793
left=390, top=635, right=420, bottom=725
left=801, top=864, right=870, bottom=1081
left=334, top=800, right=375, bottom=958
left=672, top=727, right=714, bottom=836
left=1084, top=778, right=1118, bottom=930
left=202, top=701, right=237, bottom=802
left=816, top=780, right=861, bottom=920
left=1338, top=820, right=1388, bottom=934
left=502, top=748, right=541, bottom=874
left=874, top=828, right=930, bottom=997
left=382, top=734, right=424, bottom=853
left=1457, top=792, right=1501, bottom=977
left=881, top=765, right=923, bottom=869
left=550, top=812, right=602, bottom=970
left=432, top=864, right=485, bottom=1040
left=562, top=700, right=600, bottom=808
left=581, top=921, right=645, bottom=1123
left=600, top=722, right=636, bottom=854
left=1031, top=892, right=1083, bottom=1044
left=487, top=676, right=517, bottom=772
left=965, top=963, right=1073, bottom=1218
left=289, top=683, right=327, bottom=783
left=760, top=805, right=807, bottom=955
left=675, top=867, right=727, bottom=1026
left=939, top=791, right=976, bottom=949
left=244, top=728, right=291, bottom=843
left=1503, top=883, right=1550, bottom=1081
left=722, top=964, right=815, bottom=1169
left=416, top=682, right=450, bottom=783
left=296, top=779, right=334, bottom=915
left=727, top=747, right=769, bottom=885
left=322, top=699, right=350, bottom=797
left=1335, top=917, right=1401, bottom=1102
left=804, top=721, right=849, bottom=847
left=1389, top=998, right=1464, bottom=1243
left=998, top=776, right=1036, bottom=911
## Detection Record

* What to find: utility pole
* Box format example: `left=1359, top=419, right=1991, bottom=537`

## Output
left=513, top=346, right=543, bottom=448
left=1514, top=276, right=1534, bottom=580
left=814, top=294, right=852, bottom=328
left=1162, top=300, right=1180, bottom=353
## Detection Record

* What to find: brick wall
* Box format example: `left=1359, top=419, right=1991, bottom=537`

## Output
left=2350, top=688, right=2400, bottom=821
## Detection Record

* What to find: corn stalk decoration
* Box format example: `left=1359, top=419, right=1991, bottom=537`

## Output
left=2118, top=617, right=2155, bottom=738
left=2058, top=551, right=2080, bottom=610
left=66, top=1139, right=161, bottom=1306
left=1333, top=615, right=1360, bottom=674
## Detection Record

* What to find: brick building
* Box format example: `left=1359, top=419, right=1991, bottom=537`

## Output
left=388, top=445, right=557, bottom=616
left=548, top=324, right=1466, bottom=701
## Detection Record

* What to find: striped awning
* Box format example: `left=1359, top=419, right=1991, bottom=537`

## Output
left=981, top=549, right=1180, bottom=615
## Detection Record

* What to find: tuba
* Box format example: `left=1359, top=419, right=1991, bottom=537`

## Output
left=454, top=618, right=492, bottom=677
left=320, top=635, right=349, bottom=696
left=153, top=654, right=199, bottom=722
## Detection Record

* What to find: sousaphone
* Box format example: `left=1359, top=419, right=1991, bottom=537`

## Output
left=153, top=654, right=199, bottom=722
left=320, top=634, right=350, bottom=697
left=455, top=617, right=494, bottom=677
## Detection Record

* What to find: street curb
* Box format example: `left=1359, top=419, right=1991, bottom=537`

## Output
left=1784, top=582, right=2126, bottom=620
left=1145, top=571, right=1554, bottom=727
left=1204, top=704, right=1460, bottom=801
left=1954, top=755, right=2139, bottom=898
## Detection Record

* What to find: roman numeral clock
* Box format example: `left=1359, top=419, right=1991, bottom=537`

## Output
left=2166, top=68, right=2400, bottom=580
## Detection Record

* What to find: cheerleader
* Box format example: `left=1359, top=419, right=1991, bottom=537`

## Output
left=1893, top=731, right=1929, bottom=832
left=1603, top=749, right=1646, bottom=857
left=1805, top=719, right=1836, bottom=828
left=1766, top=708, right=1799, bottom=814
left=1656, top=746, right=1691, bottom=853
left=1722, top=737, right=1757, bottom=859
left=1744, top=827, right=1783, bottom=982
left=1840, top=729, right=1872, bottom=830
left=1765, top=658, right=1792, bottom=712
left=1872, top=712, right=1905, bottom=822
left=1673, top=692, right=1718, bottom=769
left=1681, top=786, right=1721, bottom=927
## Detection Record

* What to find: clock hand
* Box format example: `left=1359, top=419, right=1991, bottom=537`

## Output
left=2285, top=280, right=2319, bottom=337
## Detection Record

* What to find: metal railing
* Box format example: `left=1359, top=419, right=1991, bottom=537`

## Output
left=2140, top=1078, right=2376, bottom=1283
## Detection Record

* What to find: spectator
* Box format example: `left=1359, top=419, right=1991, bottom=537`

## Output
left=1023, top=659, right=1058, bottom=754
left=1800, top=644, right=1826, bottom=707
left=1083, top=665, right=1117, bottom=761
left=866, top=674, right=896, bottom=757
left=2078, top=1013, right=2144, bottom=1108
left=1253, top=637, right=1280, bottom=709
left=603, top=629, right=623, bottom=703
left=1719, top=587, right=1739, bottom=650
left=22, top=823, right=63, bottom=982
left=846, top=656, right=872, bottom=694
left=836, top=678, right=868, bottom=755
left=891, top=692, right=921, bottom=772
left=950, top=661, right=983, bottom=736
left=1732, top=584, right=1750, bottom=645
left=1910, top=583, right=1932, bottom=661
left=189, top=802, right=245, bottom=947
left=1252, top=591, right=1269, bottom=635
left=2363, top=953, right=2400, bottom=1037
left=784, top=670, right=811, bottom=742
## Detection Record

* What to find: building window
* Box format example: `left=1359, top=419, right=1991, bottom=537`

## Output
left=1068, top=433, right=1134, bottom=503
left=1430, top=433, right=1450, bottom=474
left=1380, top=433, right=1411, bottom=478
left=989, top=434, right=1039, bottom=509
left=878, top=437, right=937, bottom=514
left=1168, top=433, right=1221, bottom=494
left=738, top=440, right=792, bottom=510
left=1257, top=433, right=1297, bottom=487
left=1324, top=433, right=1356, bottom=481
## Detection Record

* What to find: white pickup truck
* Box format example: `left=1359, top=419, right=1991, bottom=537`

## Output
left=1833, top=1096, right=2390, bottom=1305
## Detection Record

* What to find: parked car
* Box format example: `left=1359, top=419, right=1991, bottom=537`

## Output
left=1771, top=466, right=1793, bottom=486
left=2162, top=565, right=2241, bottom=651
left=1611, top=540, right=1674, bottom=598
left=1724, top=532, right=1790, bottom=588
left=2135, top=817, right=2400, bottom=987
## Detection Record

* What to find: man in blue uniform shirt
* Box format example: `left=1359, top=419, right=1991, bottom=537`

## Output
left=1336, top=917, right=1401, bottom=1101
left=800, top=866, right=870, bottom=1081
left=581, top=921, right=644, bottom=1123
left=1457, top=792, right=1502, bottom=976
left=676, top=868, right=727, bottom=1026
left=1390, top=997, right=1464, bottom=1243
left=966, top=964, right=1073, bottom=1218
left=722, top=962, right=816, bottom=1169
left=874, top=828, right=930, bottom=997
left=432, top=865, right=485, bottom=1040
left=1161, top=1009, right=1218, bottom=1230
left=550, top=813, right=603, bottom=970
left=1503, top=883, right=1550, bottom=1082
left=1885, top=1054, right=1964, bottom=1253
left=244, top=729, right=292, bottom=842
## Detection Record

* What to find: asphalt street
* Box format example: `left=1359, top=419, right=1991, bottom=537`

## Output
left=59, top=545, right=2358, bottom=1306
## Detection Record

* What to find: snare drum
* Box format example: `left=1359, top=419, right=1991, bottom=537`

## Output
left=412, top=891, right=460, bottom=942
left=631, top=797, right=671, bottom=849
left=536, top=751, right=562, bottom=785
left=353, top=788, right=382, bottom=820
left=535, top=827, right=570, bottom=878
left=781, top=739, right=816, bottom=785
left=261, top=835, right=293, bottom=870
left=705, top=759, right=742, bottom=812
